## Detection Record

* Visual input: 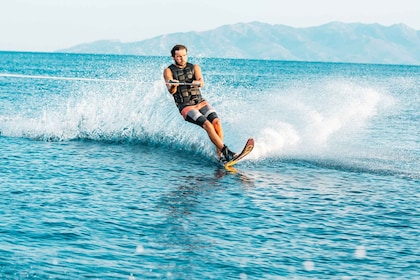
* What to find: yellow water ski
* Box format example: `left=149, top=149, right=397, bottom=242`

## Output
left=224, top=138, right=254, bottom=168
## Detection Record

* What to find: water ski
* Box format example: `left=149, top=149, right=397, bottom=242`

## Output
left=222, top=138, right=254, bottom=168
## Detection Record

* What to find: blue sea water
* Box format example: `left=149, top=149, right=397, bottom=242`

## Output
left=0, top=51, right=419, bottom=279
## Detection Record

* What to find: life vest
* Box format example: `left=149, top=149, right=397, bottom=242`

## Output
left=169, top=63, right=203, bottom=110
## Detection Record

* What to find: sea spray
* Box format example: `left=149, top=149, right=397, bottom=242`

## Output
left=245, top=80, right=391, bottom=160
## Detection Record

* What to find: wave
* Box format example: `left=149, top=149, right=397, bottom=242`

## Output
left=0, top=78, right=216, bottom=156
left=2, top=71, right=416, bottom=179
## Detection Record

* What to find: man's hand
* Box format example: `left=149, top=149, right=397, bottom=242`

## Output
left=167, top=79, right=179, bottom=94
left=168, top=79, right=179, bottom=85
left=192, top=80, right=202, bottom=87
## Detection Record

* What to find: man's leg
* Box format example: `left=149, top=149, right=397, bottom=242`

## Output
left=202, top=120, right=224, bottom=153
left=211, top=118, right=224, bottom=156
left=203, top=119, right=236, bottom=161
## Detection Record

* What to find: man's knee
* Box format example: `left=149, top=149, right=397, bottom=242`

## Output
left=202, top=120, right=213, bottom=131
left=208, top=112, right=218, bottom=123
left=212, top=118, right=222, bottom=129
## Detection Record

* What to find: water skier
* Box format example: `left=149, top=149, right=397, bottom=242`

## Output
left=163, top=44, right=236, bottom=162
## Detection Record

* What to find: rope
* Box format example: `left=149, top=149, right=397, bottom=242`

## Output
left=0, top=73, right=146, bottom=83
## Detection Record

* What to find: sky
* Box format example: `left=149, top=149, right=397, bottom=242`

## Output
left=1, top=0, right=419, bottom=52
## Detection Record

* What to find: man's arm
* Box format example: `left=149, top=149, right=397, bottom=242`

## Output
left=163, top=67, right=178, bottom=94
left=193, top=64, right=204, bottom=88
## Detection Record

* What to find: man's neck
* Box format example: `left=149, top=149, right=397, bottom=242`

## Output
left=174, top=62, right=187, bottom=68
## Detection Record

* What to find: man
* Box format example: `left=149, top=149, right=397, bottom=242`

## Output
left=163, top=44, right=236, bottom=162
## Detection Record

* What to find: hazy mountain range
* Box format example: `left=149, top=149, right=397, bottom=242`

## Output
left=58, top=21, right=420, bottom=65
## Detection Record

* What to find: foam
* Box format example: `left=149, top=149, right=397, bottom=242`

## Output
left=242, top=79, right=393, bottom=160
left=0, top=73, right=395, bottom=164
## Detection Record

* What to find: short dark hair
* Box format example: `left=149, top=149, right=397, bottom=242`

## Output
left=171, top=44, right=187, bottom=57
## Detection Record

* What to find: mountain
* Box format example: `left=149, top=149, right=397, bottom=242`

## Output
left=57, top=22, right=420, bottom=65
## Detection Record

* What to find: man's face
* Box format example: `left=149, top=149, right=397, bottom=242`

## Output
left=173, top=49, right=187, bottom=67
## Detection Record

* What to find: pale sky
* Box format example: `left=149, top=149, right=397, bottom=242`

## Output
left=1, top=0, right=419, bottom=52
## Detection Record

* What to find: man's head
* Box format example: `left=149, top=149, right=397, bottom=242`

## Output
left=171, top=44, right=188, bottom=67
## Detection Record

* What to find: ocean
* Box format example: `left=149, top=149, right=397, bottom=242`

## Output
left=0, top=51, right=419, bottom=279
